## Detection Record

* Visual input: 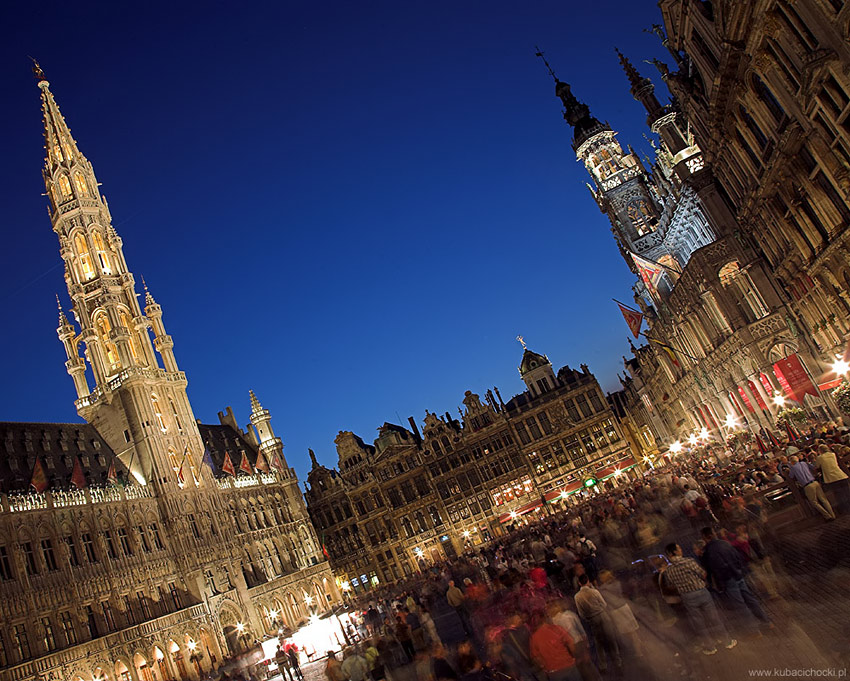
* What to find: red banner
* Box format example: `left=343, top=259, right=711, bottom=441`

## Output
left=773, top=353, right=819, bottom=403
left=748, top=381, right=767, bottom=410
left=737, top=386, right=755, bottom=413
left=729, top=392, right=744, bottom=417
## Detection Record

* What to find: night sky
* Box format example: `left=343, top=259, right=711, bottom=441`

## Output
left=1, top=1, right=673, bottom=480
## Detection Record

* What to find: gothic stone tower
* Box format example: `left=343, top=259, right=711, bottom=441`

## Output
left=40, top=68, right=208, bottom=495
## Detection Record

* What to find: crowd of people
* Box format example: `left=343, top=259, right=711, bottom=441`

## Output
left=320, top=421, right=850, bottom=681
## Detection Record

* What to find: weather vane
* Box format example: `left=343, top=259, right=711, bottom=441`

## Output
left=30, top=57, right=46, bottom=82
left=516, top=335, right=527, bottom=349
left=534, top=46, right=557, bottom=81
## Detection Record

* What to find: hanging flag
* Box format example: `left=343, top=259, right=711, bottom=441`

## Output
left=255, top=450, right=269, bottom=472
left=320, top=532, right=330, bottom=559
left=764, top=428, right=781, bottom=449
left=630, top=251, right=665, bottom=299
left=270, top=452, right=285, bottom=473
left=648, top=338, right=681, bottom=368
left=785, top=421, right=799, bottom=443
left=754, top=433, right=768, bottom=454
left=615, top=300, right=643, bottom=339
left=201, top=447, right=216, bottom=474
left=70, top=456, right=86, bottom=489
left=30, top=457, right=49, bottom=493
left=176, top=459, right=185, bottom=486
left=221, top=451, right=236, bottom=476
left=106, top=459, right=118, bottom=485
left=239, top=451, right=253, bottom=475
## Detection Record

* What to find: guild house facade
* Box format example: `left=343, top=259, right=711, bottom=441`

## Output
left=0, top=68, right=338, bottom=681
left=304, top=346, right=636, bottom=593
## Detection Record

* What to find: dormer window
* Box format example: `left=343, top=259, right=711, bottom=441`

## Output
left=58, top=175, right=72, bottom=198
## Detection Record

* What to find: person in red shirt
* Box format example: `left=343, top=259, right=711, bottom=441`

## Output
left=530, top=602, right=580, bottom=681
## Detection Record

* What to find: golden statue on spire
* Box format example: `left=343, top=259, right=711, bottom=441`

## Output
left=516, top=335, right=527, bottom=349
left=30, top=58, right=47, bottom=82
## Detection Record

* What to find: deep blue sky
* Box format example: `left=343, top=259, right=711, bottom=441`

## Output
left=1, top=1, right=672, bottom=480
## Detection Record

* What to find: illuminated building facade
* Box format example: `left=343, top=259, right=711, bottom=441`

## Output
left=0, top=70, right=338, bottom=681
left=542, top=1, right=849, bottom=445
left=305, top=347, right=635, bottom=592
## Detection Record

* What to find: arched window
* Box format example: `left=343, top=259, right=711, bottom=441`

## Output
left=52, top=143, right=64, bottom=163
left=91, top=232, right=111, bottom=274
left=75, top=234, right=95, bottom=280
left=719, top=261, right=769, bottom=319
left=58, top=175, right=72, bottom=198
left=169, top=398, right=183, bottom=433
left=118, top=310, right=139, bottom=362
left=186, top=450, right=199, bottom=486
left=151, top=395, right=167, bottom=432
left=626, top=199, right=655, bottom=236
left=739, top=106, right=768, bottom=150
left=74, top=174, right=89, bottom=197
left=96, top=314, right=120, bottom=369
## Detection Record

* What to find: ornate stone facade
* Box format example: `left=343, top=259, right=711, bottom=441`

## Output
left=543, top=4, right=849, bottom=445
left=0, top=73, right=338, bottom=681
left=304, top=349, right=636, bottom=593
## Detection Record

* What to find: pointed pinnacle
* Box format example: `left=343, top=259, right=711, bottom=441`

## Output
left=615, top=48, right=644, bottom=90
left=249, top=390, right=262, bottom=412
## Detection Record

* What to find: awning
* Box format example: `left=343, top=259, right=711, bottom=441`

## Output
left=596, top=457, right=637, bottom=480
left=543, top=480, right=583, bottom=501
left=498, top=499, right=543, bottom=523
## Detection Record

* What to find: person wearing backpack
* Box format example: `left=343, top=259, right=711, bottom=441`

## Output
left=576, top=534, right=598, bottom=583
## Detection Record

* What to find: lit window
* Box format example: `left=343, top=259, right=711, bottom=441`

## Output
left=74, top=174, right=89, bottom=197
left=58, top=175, right=72, bottom=198
left=91, top=232, right=111, bottom=274
left=119, top=311, right=139, bottom=361
left=151, top=395, right=167, bottom=432
left=53, top=143, right=64, bottom=163
left=170, top=398, right=183, bottom=433
left=75, top=234, right=96, bottom=280
left=96, top=315, right=120, bottom=370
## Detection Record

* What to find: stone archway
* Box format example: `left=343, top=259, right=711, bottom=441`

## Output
left=114, top=660, right=132, bottom=681
left=134, top=653, right=153, bottom=681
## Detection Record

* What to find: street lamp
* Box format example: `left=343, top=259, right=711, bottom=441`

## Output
left=688, top=433, right=698, bottom=446
left=832, top=356, right=850, bottom=378
left=698, top=427, right=709, bottom=441
left=773, top=391, right=786, bottom=408
left=723, top=414, right=737, bottom=429
left=669, top=440, right=682, bottom=454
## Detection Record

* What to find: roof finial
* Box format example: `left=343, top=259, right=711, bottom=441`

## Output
left=30, top=57, right=47, bottom=83
left=615, top=48, right=644, bottom=90
left=516, top=335, right=527, bottom=350
left=56, top=294, right=63, bottom=312
left=534, top=46, right=558, bottom=82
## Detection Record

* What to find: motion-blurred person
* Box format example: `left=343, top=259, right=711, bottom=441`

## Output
left=530, top=601, right=580, bottom=681
left=573, top=575, right=621, bottom=672
left=664, top=543, right=736, bottom=656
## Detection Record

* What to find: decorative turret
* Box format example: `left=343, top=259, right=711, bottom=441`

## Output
left=56, top=296, right=89, bottom=399
left=249, top=390, right=288, bottom=470
left=143, top=280, right=179, bottom=373
left=516, top=336, right=556, bottom=397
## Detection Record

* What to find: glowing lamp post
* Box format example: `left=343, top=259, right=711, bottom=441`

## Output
left=669, top=440, right=682, bottom=455
left=688, top=433, right=698, bottom=447
left=833, top=356, right=850, bottom=379
left=187, top=639, right=203, bottom=676
left=773, top=391, right=786, bottom=408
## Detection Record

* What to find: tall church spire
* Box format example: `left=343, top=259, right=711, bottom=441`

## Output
left=37, top=69, right=202, bottom=490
